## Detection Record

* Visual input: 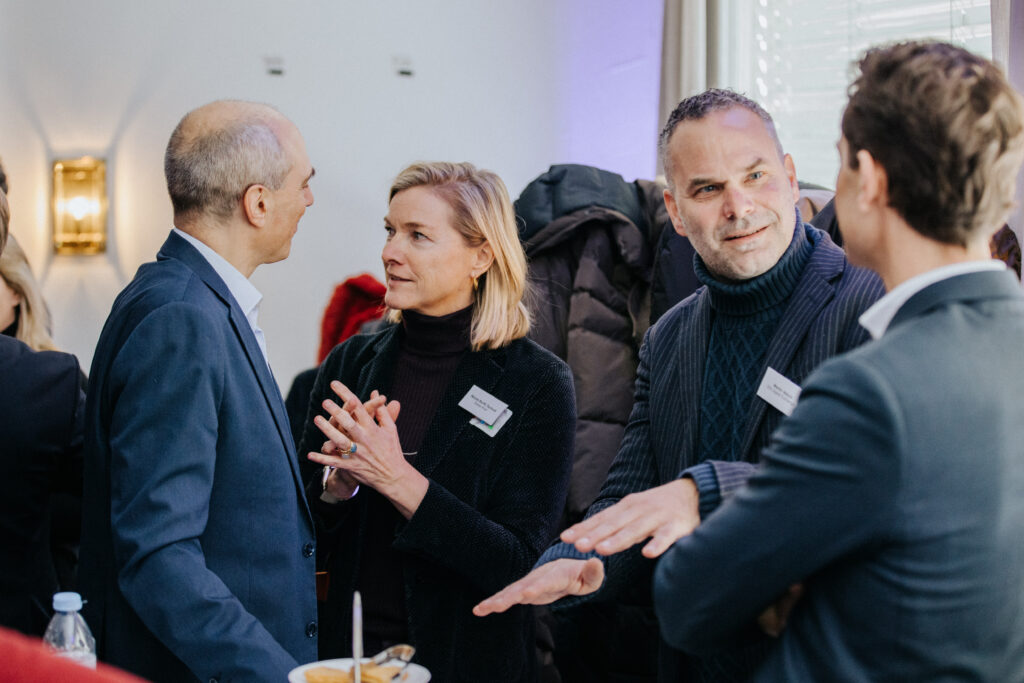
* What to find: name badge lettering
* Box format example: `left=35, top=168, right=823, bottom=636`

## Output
left=459, top=385, right=509, bottom=425
left=757, top=367, right=801, bottom=416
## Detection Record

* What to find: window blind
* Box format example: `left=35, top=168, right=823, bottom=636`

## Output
left=714, top=0, right=992, bottom=187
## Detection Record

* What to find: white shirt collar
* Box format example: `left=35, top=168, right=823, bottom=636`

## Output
left=172, top=228, right=267, bottom=361
left=859, top=259, right=1006, bottom=339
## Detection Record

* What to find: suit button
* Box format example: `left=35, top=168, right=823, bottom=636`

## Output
left=306, top=621, right=318, bottom=638
left=303, top=542, right=314, bottom=558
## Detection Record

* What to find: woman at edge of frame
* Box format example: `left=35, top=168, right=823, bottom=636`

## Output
left=298, top=161, right=575, bottom=682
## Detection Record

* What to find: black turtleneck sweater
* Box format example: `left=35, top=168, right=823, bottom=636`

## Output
left=696, top=221, right=812, bottom=466
left=688, top=222, right=812, bottom=683
left=358, top=305, right=472, bottom=650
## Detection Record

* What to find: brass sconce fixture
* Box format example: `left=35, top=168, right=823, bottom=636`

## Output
left=53, top=156, right=107, bottom=254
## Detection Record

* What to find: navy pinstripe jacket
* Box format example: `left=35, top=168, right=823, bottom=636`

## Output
left=539, top=224, right=884, bottom=605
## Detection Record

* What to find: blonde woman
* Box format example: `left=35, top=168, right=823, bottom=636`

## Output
left=0, top=234, right=57, bottom=351
left=0, top=189, right=85, bottom=636
left=299, top=162, right=574, bottom=682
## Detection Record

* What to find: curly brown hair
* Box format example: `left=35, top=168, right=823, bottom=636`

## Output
left=842, top=41, right=1024, bottom=246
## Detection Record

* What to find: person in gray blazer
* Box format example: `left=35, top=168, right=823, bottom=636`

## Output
left=654, top=41, right=1024, bottom=681
left=80, top=100, right=318, bottom=682
left=475, top=91, right=884, bottom=680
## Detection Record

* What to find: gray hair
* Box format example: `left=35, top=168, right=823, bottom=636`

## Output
left=164, top=101, right=290, bottom=222
left=659, top=88, right=782, bottom=191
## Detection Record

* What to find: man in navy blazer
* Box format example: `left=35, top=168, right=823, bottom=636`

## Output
left=0, top=190, right=86, bottom=637
left=80, top=101, right=318, bottom=682
left=476, top=92, right=883, bottom=679
left=654, top=42, right=1024, bottom=680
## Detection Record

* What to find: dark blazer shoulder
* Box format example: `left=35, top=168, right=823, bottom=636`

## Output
left=110, top=231, right=238, bottom=321
left=804, top=225, right=883, bottom=300
left=320, top=325, right=398, bottom=376
left=0, top=337, right=82, bottom=438
left=497, top=335, right=570, bottom=379
left=798, top=226, right=884, bottom=351
left=0, top=334, right=81, bottom=392
left=645, top=285, right=709, bottom=348
left=892, top=268, right=1022, bottom=329
left=108, top=262, right=216, bottom=337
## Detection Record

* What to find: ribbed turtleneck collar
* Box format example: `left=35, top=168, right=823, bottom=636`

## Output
left=400, top=305, right=473, bottom=355
left=695, top=220, right=813, bottom=317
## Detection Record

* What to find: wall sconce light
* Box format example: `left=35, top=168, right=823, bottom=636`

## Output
left=53, top=156, right=107, bottom=255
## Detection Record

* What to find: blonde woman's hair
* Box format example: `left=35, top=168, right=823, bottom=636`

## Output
left=0, top=232, right=58, bottom=351
left=386, top=161, right=530, bottom=350
left=0, top=188, right=8, bottom=253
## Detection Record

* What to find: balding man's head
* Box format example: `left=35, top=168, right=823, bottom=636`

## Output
left=164, top=100, right=294, bottom=224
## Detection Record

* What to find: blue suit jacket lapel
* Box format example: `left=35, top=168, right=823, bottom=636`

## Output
left=158, top=232, right=309, bottom=513
left=737, top=230, right=843, bottom=457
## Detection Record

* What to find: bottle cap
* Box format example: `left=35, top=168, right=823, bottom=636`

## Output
left=52, top=592, right=83, bottom=612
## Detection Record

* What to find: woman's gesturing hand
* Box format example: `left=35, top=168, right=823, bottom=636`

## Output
left=313, top=389, right=398, bottom=502
left=308, top=380, right=429, bottom=519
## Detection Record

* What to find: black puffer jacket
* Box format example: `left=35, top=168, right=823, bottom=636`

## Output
left=516, top=164, right=699, bottom=527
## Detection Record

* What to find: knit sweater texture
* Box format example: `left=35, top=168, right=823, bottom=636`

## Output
left=690, top=222, right=812, bottom=683
left=696, top=222, right=812, bottom=466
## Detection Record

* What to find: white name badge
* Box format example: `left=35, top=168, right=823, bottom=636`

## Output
left=458, top=385, right=509, bottom=425
left=756, top=367, right=801, bottom=416
left=470, top=408, right=513, bottom=437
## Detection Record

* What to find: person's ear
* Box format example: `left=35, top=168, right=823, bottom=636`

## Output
left=0, top=276, right=20, bottom=305
left=242, top=184, right=269, bottom=227
left=472, top=241, right=495, bottom=276
left=664, top=188, right=687, bottom=237
left=783, top=153, right=800, bottom=204
left=855, top=150, right=888, bottom=213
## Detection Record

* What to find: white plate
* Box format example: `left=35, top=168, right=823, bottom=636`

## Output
left=288, top=658, right=431, bottom=683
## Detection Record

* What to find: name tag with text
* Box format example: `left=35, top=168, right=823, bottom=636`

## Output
left=459, top=384, right=509, bottom=428
left=757, top=367, right=801, bottom=416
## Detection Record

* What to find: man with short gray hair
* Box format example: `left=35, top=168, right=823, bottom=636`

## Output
left=80, top=100, right=317, bottom=682
left=477, top=88, right=884, bottom=681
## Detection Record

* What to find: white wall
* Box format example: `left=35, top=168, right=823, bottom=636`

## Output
left=0, top=0, right=662, bottom=389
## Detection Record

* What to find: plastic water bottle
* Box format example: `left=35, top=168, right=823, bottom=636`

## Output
left=42, top=591, right=97, bottom=669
